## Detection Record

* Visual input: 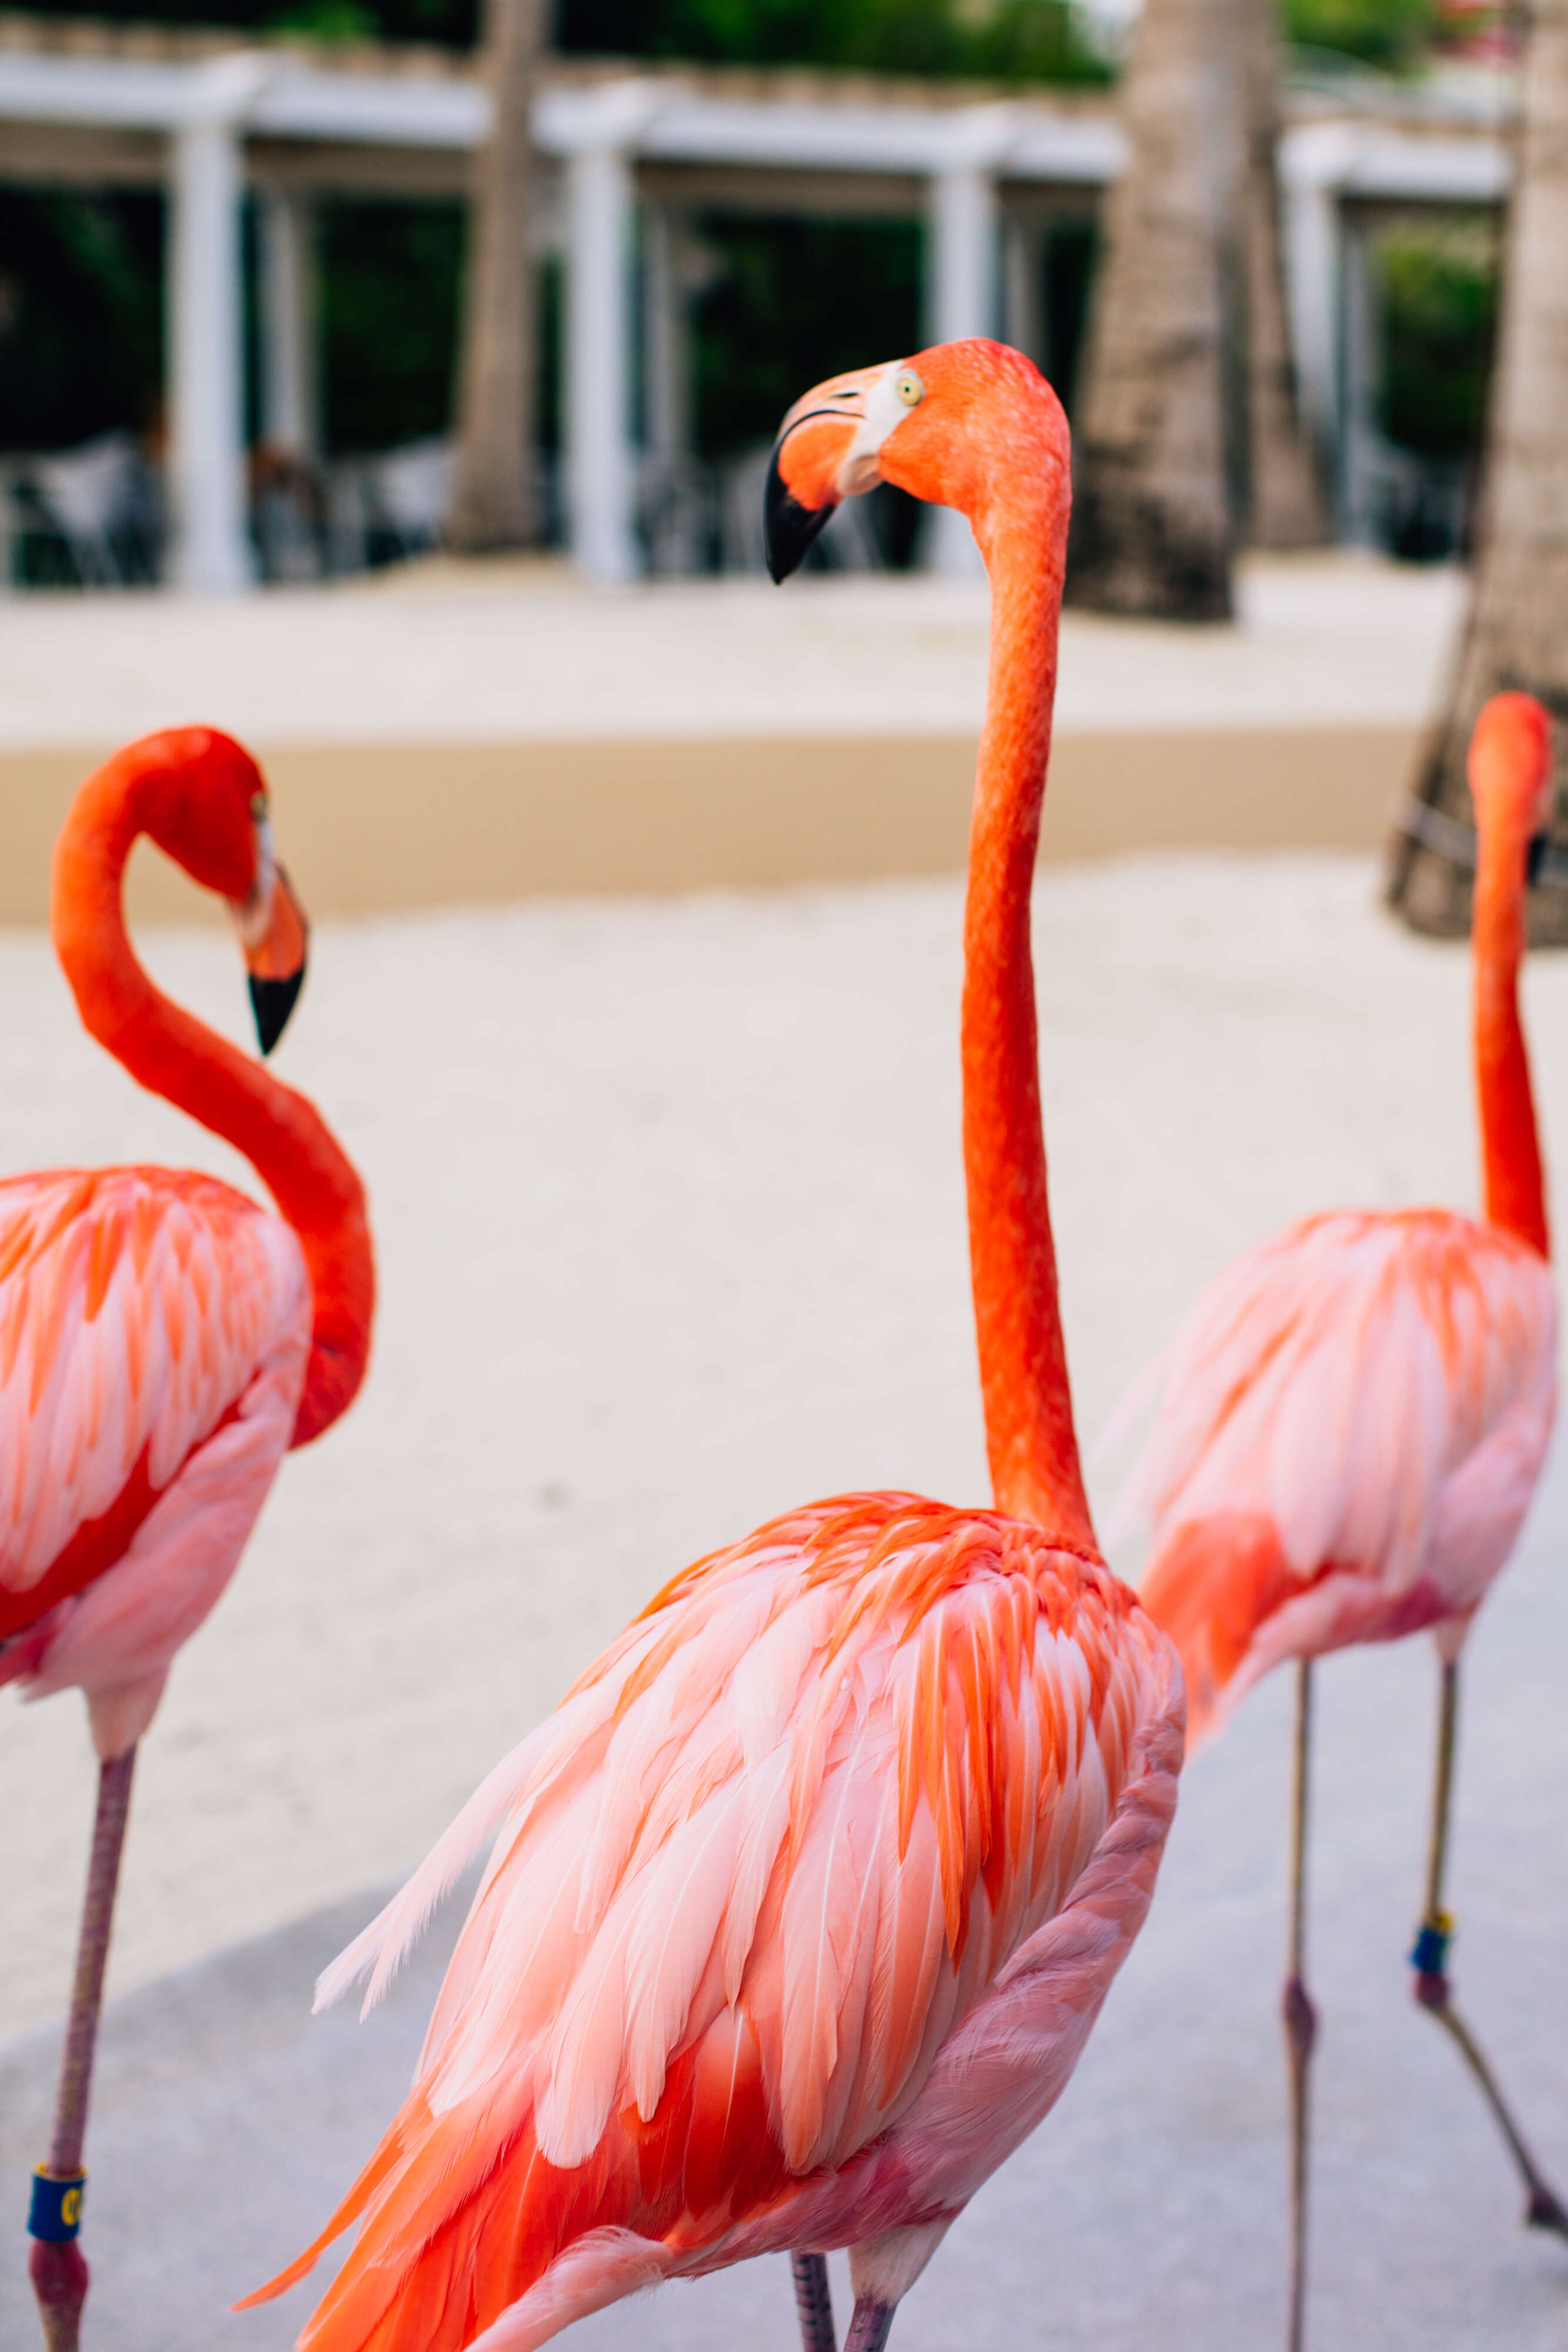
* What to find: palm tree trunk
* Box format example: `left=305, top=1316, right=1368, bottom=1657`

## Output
left=447, top=0, right=546, bottom=554
left=1066, top=0, right=1239, bottom=619
left=1390, top=4, right=1568, bottom=940
left=1239, top=0, right=1328, bottom=550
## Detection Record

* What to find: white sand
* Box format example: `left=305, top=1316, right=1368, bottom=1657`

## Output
left=3, top=851, right=1564, bottom=2040
left=0, top=553, right=1463, bottom=746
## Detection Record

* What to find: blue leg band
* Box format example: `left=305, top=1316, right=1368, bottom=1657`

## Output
left=1411, top=1916, right=1453, bottom=1975
left=28, top=2169, right=86, bottom=2243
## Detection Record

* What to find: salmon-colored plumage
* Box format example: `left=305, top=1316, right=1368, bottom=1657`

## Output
left=1121, top=694, right=1557, bottom=1743
left=15, top=729, right=376, bottom=2351
left=1, top=730, right=374, bottom=1758
left=1113, top=693, right=1567, bottom=2326
left=272, top=1499, right=1178, bottom=2352
left=253, top=344, right=1184, bottom=2352
left=1129, top=1205, right=1554, bottom=1741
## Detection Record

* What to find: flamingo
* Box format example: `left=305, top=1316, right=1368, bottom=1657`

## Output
left=1110, top=690, right=1566, bottom=2347
left=243, top=340, right=1185, bottom=2352
left=5, top=727, right=375, bottom=2352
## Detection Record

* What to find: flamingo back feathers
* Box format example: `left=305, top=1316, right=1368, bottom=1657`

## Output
left=1122, top=1208, right=1556, bottom=1738
left=251, top=1492, right=1179, bottom=2352
left=0, top=1167, right=310, bottom=1738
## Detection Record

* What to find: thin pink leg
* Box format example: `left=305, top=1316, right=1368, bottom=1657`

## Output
left=842, top=2298, right=895, bottom=2352
left=791, top=2252, right=837, bottom=2352
left=1412, top=1663, right=1568, bottom=2238
left=29, top=1746, right=137, bottom=2352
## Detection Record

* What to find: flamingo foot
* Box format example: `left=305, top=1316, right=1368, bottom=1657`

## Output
left=1411, top=1940, right=1568, bottom=2243
left=28, top=2237, right=88, bottom=2352
left=843, top=2297, right=895, bottom=2352
left=791, top=2253, right=838, bottom=2352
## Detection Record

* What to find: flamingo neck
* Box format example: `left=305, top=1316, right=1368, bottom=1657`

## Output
left=1473, top=818, right=1549, bottom=1259
left=962, top=496, right=1095, bottom=1549
left=51, top=748, right=374, bottom=1444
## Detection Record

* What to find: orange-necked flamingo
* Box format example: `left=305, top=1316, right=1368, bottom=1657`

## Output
left=5, top=728, right=375, bottom=2351
left=1112, top=691, right=1566, bottom=2346
left=245, top=341, right=1185, bottom=2352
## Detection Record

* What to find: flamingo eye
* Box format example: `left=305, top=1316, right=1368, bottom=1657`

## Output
left=250, top=791, right=269, bottom=820
left=895, top=369, right=925, bottom=409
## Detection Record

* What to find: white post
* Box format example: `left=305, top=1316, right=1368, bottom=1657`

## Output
left=1279, top=123, right=1356, bottom=534
left=1340, top=222, right=1381, bottom=546
left=567, top=138, right=637, bottom=580
left=257, top=188, right=317, bottom=457
left=927, top=128, right=1003, bottom=577
left=643, top=202, right=688, bottom=466
left=168, top=62, right=267, bottom=593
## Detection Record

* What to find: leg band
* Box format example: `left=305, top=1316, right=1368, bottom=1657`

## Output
left=29, top=2171, right=86, bottom=2244
left=1411, top=1913, right=1454, bottom=1975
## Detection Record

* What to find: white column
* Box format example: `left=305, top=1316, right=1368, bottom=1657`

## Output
left=257, top=188, right=317, bottom=458
left=927, top=159, right=997, bottom=576
left=169, top=111, right=253, bottom=592
left=1340, top=223, right=1381, bottom=546
left=567, top=139, right=637, bottom=580
left=1279, top=124, right=1356, bottom=531
left=643, top=202, right=688, bottom=466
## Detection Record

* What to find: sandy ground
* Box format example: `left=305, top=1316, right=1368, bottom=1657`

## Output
left=0, top=554, right=1463, bottom=745
left=0, top=854, right=1565, bottom=2348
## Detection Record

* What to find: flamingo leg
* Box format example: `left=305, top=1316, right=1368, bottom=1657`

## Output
left=1282, top=1659, right=1318, bottom=2352
left=28, top=1745, right=137, bottom=2352
left=1411, top=1661, right=1568, bottom=2238
left=842, top=2297, right=895, bottom=2352
left=791, top=2253, right=838, bottom=2352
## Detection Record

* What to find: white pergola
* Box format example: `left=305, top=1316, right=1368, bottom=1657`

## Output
left=0, top=28, right=1514, bottom=588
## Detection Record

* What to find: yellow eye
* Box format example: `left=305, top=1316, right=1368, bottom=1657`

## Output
left=895, top=368, right=925, bottom=409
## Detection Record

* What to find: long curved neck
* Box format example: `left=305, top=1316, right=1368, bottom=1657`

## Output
left=962, top=497, right=1095, bottom=1550
left=1473, top=818, right=1549, bottom=1260
left=52, top=748, right=374, bottom=1444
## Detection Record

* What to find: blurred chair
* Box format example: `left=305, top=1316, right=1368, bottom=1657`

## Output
left=11, top=433, right=156, bottom=586
left=326, top=436, right=455, bottom=572
left=637, top=453, right=717, bottom=574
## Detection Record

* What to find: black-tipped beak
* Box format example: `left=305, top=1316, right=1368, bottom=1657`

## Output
left=764, top=445, right=835, bottom=584
left=249, top=963, right=305, bottom=1057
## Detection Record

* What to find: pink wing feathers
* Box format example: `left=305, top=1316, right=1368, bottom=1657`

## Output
left=249, top=1494, right=1182, bottom=2352
left=0, top=1166, right=312, bottom=1752
left=1116, top=1208, right=1557, bottom=1740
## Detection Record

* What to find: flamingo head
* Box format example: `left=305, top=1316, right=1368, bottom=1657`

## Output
left=1468, top=692, right=1554, bottom=869
left=141, top=729, right=309, bottom=1057
left=765, top=338, right=1069, bottom=582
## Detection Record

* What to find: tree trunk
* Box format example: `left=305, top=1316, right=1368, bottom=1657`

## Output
left=1066, top=0, right=1239, bottom=620
left=1389, top=1, right=1568, bottom=941
left=1239, top=0, right=1328, bottom=550
left=446, top=0, right=545, bottom=554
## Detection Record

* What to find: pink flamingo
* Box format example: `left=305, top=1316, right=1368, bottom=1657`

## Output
left=1113, top=691, right=1566, bottom=2346
left=5, top=727, right=375, bottom=2352
left=244, top=341, right=1185, bottom=2352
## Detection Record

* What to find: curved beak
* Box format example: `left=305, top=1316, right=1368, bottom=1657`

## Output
left=232, top=855, right=309, bottom=1057
left=764, top=366, right=882, bottom=583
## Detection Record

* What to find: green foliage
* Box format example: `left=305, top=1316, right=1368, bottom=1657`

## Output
left=557, top=0, right=1106, bottom=81
left=266, top=0, right=383, bottom=38
left=0, top=191, right=162, bottom=447
left=317, top=201, right=466, bottom=449
left=1282, top=0, right=1435, bottom=72
left=27, top=0, right=1105, bottom=74
left=688, top=214, right=922, bottom=456
left=1378, top=223, right=1497, bottom=456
